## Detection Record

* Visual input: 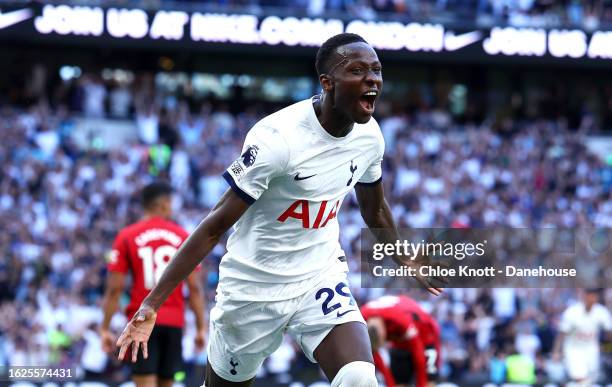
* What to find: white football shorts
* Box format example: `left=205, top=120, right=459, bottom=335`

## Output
left=207, top=258, right=365, bottom=382
left=564, top=345, right=600, bottom=382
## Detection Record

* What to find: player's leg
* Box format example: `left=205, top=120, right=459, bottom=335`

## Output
left=131, top=325, right=161, bottom=387
left=564, top=347, right=589, bottom=384
left=157, top=326, right=184, bottom=387
left=205, top=296, right=289, bottom=386
left=290, top=261, right=378, bottom=386
left=389, top=348, right=414, bottom=387
left=589, top=347, right=601, bottom=384
left=313, top=321, right=375, bottom=383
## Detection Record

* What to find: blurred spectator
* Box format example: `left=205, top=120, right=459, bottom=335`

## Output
left=82, top=75, right=107, bottom=118
left=505, top=347, right=537, bottom=384
left=489, top=348, right=506, bottom=383
left=515, top=322, right=541, bottom=361
left=109, top=82, right=133, bottom=119
left=80, top=323, right=108, bottom=380
left=136, top=104, right=160, bottom=145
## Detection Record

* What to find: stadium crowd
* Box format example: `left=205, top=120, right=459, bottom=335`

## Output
left=0, top=68, right=610, bottom=384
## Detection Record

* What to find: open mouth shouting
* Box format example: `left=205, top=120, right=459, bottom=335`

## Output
left=359, top=89, right=378, bottom=115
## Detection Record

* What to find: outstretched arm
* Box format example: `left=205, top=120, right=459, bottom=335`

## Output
left=117, top=189, right=250, bottom=361
left=355, top=182, right=443, bottom=296
left=144, top=189, right=248, bottom=311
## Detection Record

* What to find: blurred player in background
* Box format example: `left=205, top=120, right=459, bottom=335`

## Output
left=362, top=295, right=440, bottom=387
left=115, top=33, right=442, bottom=387
left=553, top=288, right=611, bottom=385
left=101, top=181, right=207, bottom=387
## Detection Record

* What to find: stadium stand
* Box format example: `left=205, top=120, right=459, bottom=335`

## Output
left=0, top=66, right=610, bottom=384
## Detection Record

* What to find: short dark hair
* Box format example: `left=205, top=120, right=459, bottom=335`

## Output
left=315, top=33, right=368, bottom=76
left=141, top=181, right=173, bottom=209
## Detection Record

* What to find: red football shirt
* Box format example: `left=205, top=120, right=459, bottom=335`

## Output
left=361, top=295, right=441, bottom=387
left=361, top=295, right=440, bottom=347
left=107, top=216, right=190, bottom=328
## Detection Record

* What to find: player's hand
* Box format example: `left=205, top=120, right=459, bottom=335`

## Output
left=426, top=382, right=437, bottom=387
left=116, top=304, right=157, bottom=362
left=100, top=328, right=115, bottom=354
left=194, top=329, right=207, bottom=351
left=401, top=253, right=448, bottom=296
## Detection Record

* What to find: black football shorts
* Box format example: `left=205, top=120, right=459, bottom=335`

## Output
left=131, top=325, right=183, bottom=379
left=390, top=345, right=439, bottom=383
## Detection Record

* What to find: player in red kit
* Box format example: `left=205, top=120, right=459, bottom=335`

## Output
left=100, top=181, right=207, bottom=387
left=361, top=295, right=440, bottom=387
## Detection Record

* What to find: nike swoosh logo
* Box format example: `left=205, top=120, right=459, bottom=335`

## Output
left=337, top=309, right=356, bottom=318
left=444, top=31, right=482, bottom=51
left=0, top=8, right=33, bottom=30
left=294, top=173, right=316, bottom=181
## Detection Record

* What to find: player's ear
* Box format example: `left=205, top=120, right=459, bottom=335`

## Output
left=320, top=74, right=334, bottom=92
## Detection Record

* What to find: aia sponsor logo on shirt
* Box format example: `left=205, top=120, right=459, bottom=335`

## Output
left=277, top=199, right=340, bottom=229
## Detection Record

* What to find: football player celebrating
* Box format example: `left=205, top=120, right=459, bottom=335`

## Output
left=116, top=33, right=443, bottom=387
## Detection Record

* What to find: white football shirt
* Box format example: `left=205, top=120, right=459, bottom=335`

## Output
left=220, top=97, right=384, bottom=301
left=560, top=302, right=612, bottom=350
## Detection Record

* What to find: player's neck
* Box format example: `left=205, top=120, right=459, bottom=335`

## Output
left=143, top=211, right=167, bottom=221
left=314, top=94, right=354, bottom=138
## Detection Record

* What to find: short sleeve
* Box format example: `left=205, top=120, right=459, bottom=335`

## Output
left=107, top=231, right=129, bottom=274
left=357, top=131, right=385, bottom=185
left=223, top=125, right=289, bottom=204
